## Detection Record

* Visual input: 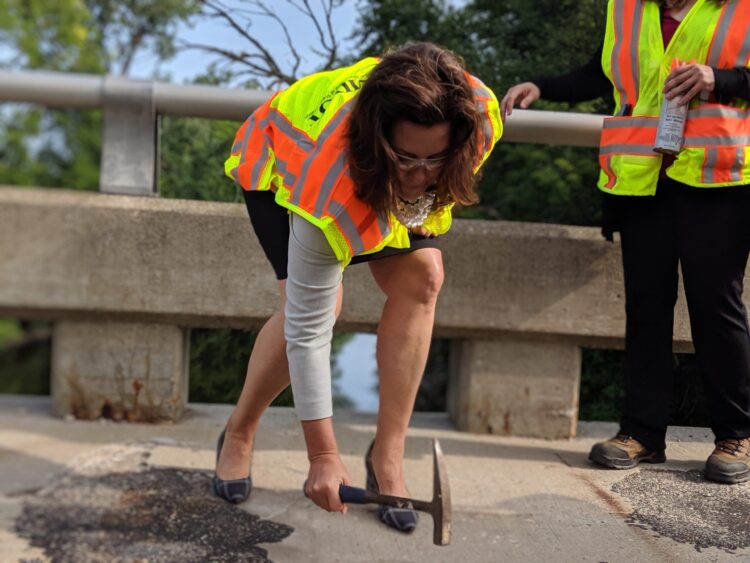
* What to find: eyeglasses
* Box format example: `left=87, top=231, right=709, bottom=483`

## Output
left=393, top=151, right=449, bottom=171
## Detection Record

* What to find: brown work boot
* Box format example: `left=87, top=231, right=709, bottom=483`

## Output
left=704, top=438, right=750, bottom=484
left=588, top=433, right=666, bottom=469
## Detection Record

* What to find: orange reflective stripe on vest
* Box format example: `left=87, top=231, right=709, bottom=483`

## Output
left=684, top=105, right=750, bottom=147
left=328, top=194, right=384, bottom=256
left=599, top=116, right=659, bottom=155
left=230, top=103, right=270, bottom=187
left=683, top=105, right=750, bottom=183
left=706, top=1, right=750, bottom=68
left=610, top=0, right=644, bottom=115
left=278, top=95, right=391, bottom=257
left=598, top=115, right=659, bottom=190
left=289, top=100, right=353, bottom=213
left=472, top=79, right=497, bottom=156
left=230, top=98, right=317, bottom=190
left=702, top=146, right=746, bottom=183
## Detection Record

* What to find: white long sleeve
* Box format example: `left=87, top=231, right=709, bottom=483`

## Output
left=284, top=213, right=342, bottom=420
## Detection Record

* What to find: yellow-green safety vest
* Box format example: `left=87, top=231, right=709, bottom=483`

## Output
left=225, top=57, right=502, bottom=267
left=600, top=0, right=750, bottom=195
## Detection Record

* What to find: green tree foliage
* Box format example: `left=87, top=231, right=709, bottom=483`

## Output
left=0, top=0, right=199, bottom=74
left=0, top=0, right=99, bottom=72
left=86, top=0, right=200, bottom=76
left=0, top=0, right=200, bottom=191
left=0, top=320, right=51, bottom=394
left=160, top=116, right=242, bottom=202
left=189, top=327, right=354, bottom=408
left=189, top=328, right=258, bottom=404
left=578, top=349, right=625, bottom=422
left=352, top=0, right=462, bottom=55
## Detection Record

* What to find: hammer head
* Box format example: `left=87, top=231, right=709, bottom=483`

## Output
left=431, top=438, right=451, bottom=546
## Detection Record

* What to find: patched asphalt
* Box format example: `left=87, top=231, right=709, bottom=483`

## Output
left=14, top=456, right=293, bottom=562
left=612, top=468, right=750, bottom=554
left=5, top=400, right=750, bottom=562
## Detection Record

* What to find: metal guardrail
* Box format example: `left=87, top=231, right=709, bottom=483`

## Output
left=0, top=69, right=605, bottom=145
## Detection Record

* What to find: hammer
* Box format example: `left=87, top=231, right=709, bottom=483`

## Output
left=339, top=438, right=452, bottom=546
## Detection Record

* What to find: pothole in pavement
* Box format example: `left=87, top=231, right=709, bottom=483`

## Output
left=14, top=450, right=293, bottom=562
left=612, top=469, right=750, bottom=553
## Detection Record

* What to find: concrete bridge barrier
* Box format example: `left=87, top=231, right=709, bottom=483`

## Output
left=3, top=186, right=741, bottom=438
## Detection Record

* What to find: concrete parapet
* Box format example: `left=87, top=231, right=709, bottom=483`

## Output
left=51, top=321, right=189, bottom=421
left=2, top=186, right=749, bottom=436
left=0, top=186, right=712, bottom=340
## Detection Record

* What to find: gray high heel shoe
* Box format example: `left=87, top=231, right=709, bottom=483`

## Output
left=213, top=427, right=253, bottom=504
left=365, top=440, right=419, bottom=533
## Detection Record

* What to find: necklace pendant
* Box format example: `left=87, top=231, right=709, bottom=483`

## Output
left=393, top=191, right=436, bottom=229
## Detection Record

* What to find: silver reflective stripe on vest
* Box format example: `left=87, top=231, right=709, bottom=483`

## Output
left=313, top=151, right=348, bottom=217
left=474, top=84, right=495, bottom=153
left=611, top=0, right=643, bottom=116
left=317, top=157, right=392, bottom=254
left=275, top=156, right=297, bottom=187
left=685, top=135, right=750, bottom=146
left=247, top=109, right=316, bottom=190
left=738, top=24, right=750, bottom=67
left=688, top=106, right=750, bottom=119
left=376, top=214, right=390, bottom=241
left=704, top=148, right=719, bottom=183
left=291, top=100, right=355, bottom=207
left=268, top=109, right=315, bottom=151
left=476, top=100, right=494, bottom=154
left=602, top=153, right=616, bottom=187
left=702, top=146, right=745, bottom=183
left=243, top=113, right=272, bottom=190
left=250, top=147, right=269, bottom=190
left=327, top=199, right=366, bottom=255
left=599, top=144, right=657, bottom=155
left=706, top=1, right=739, bottom=66
left=238, top=113, right=257, bottom=174
left=473, top=86, right=492, bottom=99
left=602, top=116, right=658, bottom=129
left=628, top=0, right=642, bottom=105
left=731, top=146, right=746, bottom=182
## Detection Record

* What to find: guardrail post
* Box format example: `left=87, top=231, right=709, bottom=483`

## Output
left=100, top=76, right=159, bottom=196
left=51, top=321, right=189, bottom=422
left=447, top=338, right=582, bottom=439
left=54, top=77, right=188, bottom=422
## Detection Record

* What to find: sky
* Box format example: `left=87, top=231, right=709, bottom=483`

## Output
left=335, top=334, right=379, bottom=411
left=131, top=1, right=361, bottom=84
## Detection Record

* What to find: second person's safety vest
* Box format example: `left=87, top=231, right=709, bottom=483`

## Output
left=599, top=0, right=750, bottom=195
left=225, top=57, right=502, bottom=266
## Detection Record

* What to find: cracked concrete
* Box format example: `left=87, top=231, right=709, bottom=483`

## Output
left=2, top=395, right=750, bottom=562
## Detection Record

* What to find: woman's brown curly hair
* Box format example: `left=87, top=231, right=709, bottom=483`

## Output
left=346, top=42, right=483, bottom=219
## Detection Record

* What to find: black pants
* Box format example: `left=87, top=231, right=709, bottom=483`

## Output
left=612, top=178, right=750, bottom=451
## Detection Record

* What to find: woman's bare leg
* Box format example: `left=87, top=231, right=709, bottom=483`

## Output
left=367, top=248, right=444, bottom=496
